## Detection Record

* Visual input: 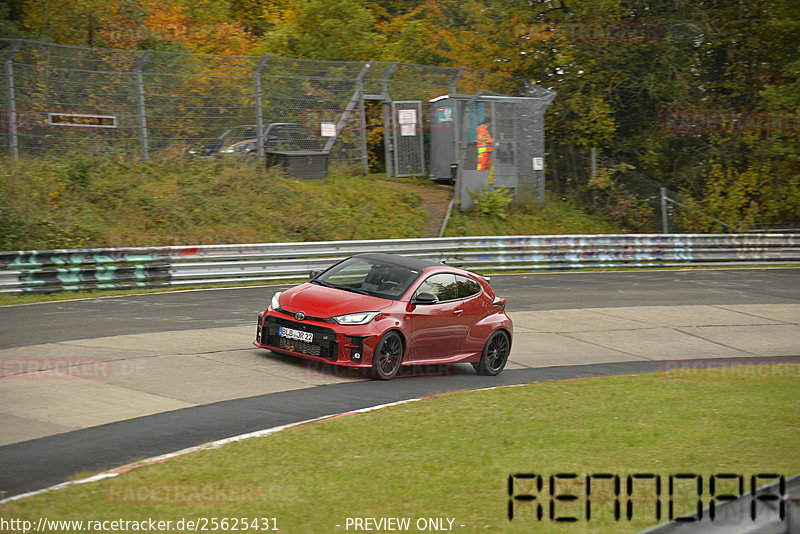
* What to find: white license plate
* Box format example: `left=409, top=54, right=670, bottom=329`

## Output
left=279, top=326, right=313, bottom=343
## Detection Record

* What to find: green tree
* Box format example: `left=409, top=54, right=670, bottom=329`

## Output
left=253, top=0, right=385, bottom=61
left=452, top=0, right=799, bottom=229
left=18, top=0, right=117, bottom=45
left=0, top=0, right=27, bottom=37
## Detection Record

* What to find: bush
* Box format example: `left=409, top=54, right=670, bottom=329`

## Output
left=0, top=190, right=29, bottom=250
left=468, top=185, right=513, bottom=219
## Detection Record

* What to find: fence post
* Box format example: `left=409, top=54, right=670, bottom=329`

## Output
left=4, top=39, right=23, bottom=160
left=135, top=50, right=152, bottom=160
left=590, top=147, right=597, bottom=205
left=358, top=63, right=369, bottom=176
left=449, top=66, right=466, bottom=96
left=254, top=55, right=271, bottom=158
left=381, top=62, right=398, bottom=177
left=660, top=187, right=670, bottom=234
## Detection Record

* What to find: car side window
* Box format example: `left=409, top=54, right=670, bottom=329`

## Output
left=456, top=275, right=481, bottom=299
left=414, top=273, right=458, bottom=301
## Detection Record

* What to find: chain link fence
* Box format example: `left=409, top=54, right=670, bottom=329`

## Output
left=1, top=39, right=553, bottom=179
left=547, top=146, right=732, bottom=233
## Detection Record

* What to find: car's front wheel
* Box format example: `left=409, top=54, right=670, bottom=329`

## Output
left=372, top=331, right=404, bottom=380
left=473, top=330, right=510, bottom=376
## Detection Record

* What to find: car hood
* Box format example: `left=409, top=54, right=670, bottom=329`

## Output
left=278, top=283, right=394, bottom=318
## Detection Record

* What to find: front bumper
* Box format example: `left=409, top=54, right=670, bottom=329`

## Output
left=254, top=312, right=376, bottom=367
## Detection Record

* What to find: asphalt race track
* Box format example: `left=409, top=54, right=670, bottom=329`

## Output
left=1, top=268, right=799, bottom=500
left=3, top=268, right=799, bottom=348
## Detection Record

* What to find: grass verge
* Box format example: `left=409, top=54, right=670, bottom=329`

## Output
left=445, top=191, right=621, bottom=236
left=0, top=152, right=621, bottom=252
left=2, top=370, right=797, bottom=533
left=0, top=153, right=428, bottom=250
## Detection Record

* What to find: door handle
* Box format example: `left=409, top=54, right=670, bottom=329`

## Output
left=453, top=309, right=464, bottom=315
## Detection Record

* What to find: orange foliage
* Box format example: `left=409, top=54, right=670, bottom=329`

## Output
left=100, top=0, right=256, bottom=55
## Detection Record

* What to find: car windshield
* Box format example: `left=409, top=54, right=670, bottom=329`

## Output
left=312, top=257, right=421, bottom=300
left=265, top=124, right=319, bottom=150
left=218, top=126, right=257, bottom=145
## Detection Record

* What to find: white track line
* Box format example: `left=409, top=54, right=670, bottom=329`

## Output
left=0, top=375, right=592, bottom=505
left=0, top=397, right=425, bottom=505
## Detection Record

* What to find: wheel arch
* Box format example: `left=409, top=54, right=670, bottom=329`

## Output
left=493, top=327, right=512, bottom=349
left=384, top=327, right=407, bottom=356
left=367, top=327, right=407, bottom=363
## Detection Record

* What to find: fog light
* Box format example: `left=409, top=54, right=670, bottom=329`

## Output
left=345, top=334, right=370, bottom=363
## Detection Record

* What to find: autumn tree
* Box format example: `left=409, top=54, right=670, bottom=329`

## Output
left=252, top=0, right=384, bottom=61
left=99, top=0, right=254, bottom=54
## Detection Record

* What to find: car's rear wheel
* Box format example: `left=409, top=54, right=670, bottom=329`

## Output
left=372, top=331, right=404, bottom=380
left=473, top=330, right=510, bottom=376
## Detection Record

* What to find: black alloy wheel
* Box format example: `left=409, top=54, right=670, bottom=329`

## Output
left=372, top=331, right=404, bottom=380
left=473, top=330, right=510, bottom=376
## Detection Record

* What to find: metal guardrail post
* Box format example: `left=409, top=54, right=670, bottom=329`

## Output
left=254, top=55, right=271, bottom=159
left=135, top=50, right=153, bottom=160
left=4, top=39, right=23, bottom=160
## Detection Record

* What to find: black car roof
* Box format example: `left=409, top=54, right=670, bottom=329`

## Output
left=356, top=253, right=443, bottom=272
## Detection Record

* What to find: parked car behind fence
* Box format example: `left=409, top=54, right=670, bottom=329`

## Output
left=189, top=123, right=320, bottom=157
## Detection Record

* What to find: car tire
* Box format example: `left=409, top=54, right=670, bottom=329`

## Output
left=372, top=331, right=404, bottom=380
left=473, top=330, right=510, bottom=376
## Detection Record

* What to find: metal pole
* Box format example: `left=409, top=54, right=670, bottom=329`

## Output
left=324, top=63, right=370, bottom=153
left=660, top=187, right=670, bottom=234
left=449, top=66, right=466, bottom=97
left=667, top=196, right=741, bottom=232
left=135, top=50, right=152, bottom=160
left=5, top=40, right=23, bottom=160
left=358, top=73, right=368, bottom=175
left=254, top=55, right=271, bottom=158
left=590, top=147, right=597, bottom=206
left=382, top=102, right=393, bottom=177
left=381, top=62, right=398, bottom=178
left=416, top=101, right=425, bottom=177
left=536, top=109, right=546, bottom=202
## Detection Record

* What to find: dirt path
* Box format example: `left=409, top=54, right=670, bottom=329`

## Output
left=378, top=180, right=453, bottom=238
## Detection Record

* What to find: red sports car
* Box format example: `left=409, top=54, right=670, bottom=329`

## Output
left=254, top=253, right=513, bottom=379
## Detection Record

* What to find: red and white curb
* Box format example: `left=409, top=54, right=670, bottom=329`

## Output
left=0, top=397, right=428, bottom=505
left=0, top=381, right=546, bottom=506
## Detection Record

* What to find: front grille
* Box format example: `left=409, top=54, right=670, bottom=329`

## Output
left=263, top=316, right=338, bottom=362
left=276, top=308, right=334, bottom=323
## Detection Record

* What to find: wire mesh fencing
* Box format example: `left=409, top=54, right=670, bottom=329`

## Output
left=1, top=39, right=554, bottom=175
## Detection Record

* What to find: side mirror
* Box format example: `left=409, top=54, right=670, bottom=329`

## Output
left=412, top=292, right=439, bottom=305
left=309, top=270, right=321, bottom=279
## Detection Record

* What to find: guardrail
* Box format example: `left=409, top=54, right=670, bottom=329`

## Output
left=1, top=234, right=798, bottom=293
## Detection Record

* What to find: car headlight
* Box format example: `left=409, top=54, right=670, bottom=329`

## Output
left=270, top=291, right=282, bottom=311
left=332, top=312, right=380, bottom=325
